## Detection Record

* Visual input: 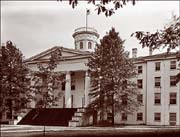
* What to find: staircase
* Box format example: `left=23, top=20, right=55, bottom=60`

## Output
left=18, top=108, right=77, bottom=126
left=68, top=108, right=86, bottom=127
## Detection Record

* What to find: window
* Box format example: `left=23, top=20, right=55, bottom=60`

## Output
left=154, top=113, right=161, bottom=121
left=21, top=102, right=27, bottom=108
left=170, top=93, right=176, bottom=104
left=71, top=79, right=75, bottom=90
left=155, top=77, right=161, bottom=87
left=80, top=42, right=83, bottom=49
left=71, top=72, right=75, bottom=76
left=6, top=112, right=11, bottom=119
left=155, top=62, right=160, bottom=71
left=137, top=79, right=143, bottom=88
left=154, top=93, right=161, bottom=105
left=170, top=76, right=176, bottom=86
left=14, top=116, right=18, bottom=120
left=122, top=80, right=127, bottom=89
left=137, top=113, right=143, bottom=121
left=137, top=94, right=143, bottom=103
left=88, top=42, right=92, bottom=49
left=121, top=94, right=127, bottom=105
left=61, top=82, right=65, bottom=91
left=169, top=113, right=176, bottom=125
left=121, top=113, right=127, bottom=121
left=170, top=61, right=176, bottom=69
left=138, top=66, right=143, bottom=74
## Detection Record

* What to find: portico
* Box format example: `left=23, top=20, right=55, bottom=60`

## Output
left=64, top=70, right=90, bottom=108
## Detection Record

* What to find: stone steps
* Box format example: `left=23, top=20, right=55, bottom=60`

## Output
left=68, top=108, right=86, bottom=127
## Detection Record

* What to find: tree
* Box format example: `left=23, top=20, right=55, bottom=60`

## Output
left=131, top=15, right=180, bottom=82
left=87, top=28, right=140, bottom=125
left=59, top=0, right=136, bottom=16
left=30, top=48, right=63, bottom=109
left=29, top=48, right=63, bottom=137
left=0, top=41, right=31, bottom=122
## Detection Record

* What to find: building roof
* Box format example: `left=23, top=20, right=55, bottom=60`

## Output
left=133, top=52, right=179, bottom=63
left=25, top=46, right=179, bottom=64
left=25, top=46, right=91, bottom=63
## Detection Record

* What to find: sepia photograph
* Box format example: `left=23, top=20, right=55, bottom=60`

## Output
left=0, top=0, right=180, bottom=137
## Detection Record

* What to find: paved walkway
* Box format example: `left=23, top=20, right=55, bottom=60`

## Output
left=1, top=125, right=180, bottom=133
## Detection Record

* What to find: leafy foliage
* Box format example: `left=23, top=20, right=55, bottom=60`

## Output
left=58, top=0, right=136, bottom=17
left=0, top=41, right=32, bottom=120
left=30, top=48, right=64, bottom=108
left=87, top=28, right=140, bottom=125
left=131, top=16, right=180, bottom=53
left=132, top=15, right=180, bottom=83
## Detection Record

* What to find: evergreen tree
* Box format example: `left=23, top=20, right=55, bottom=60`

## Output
left=0, top=41, right=31, bottom=121
left=87, top=28, right=140, bottom=125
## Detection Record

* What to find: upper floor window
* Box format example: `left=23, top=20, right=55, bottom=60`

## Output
left=137, top=79, right=143, bottom=89
left=169, top=93, right=176, bottom=105
left=80, top=42, right=83, bottom=49
left=170, top=76, right=176, bottom=86
left=121, top=94, right=127, bottom=105
left=170, top=61, right=176, bottom=70
left=155, top=77, right=161, bottom=87
left=137, top=113, right=143, bottom=121
left=155, top=62, right=161, bottom=71
left=154, top=93, right=161, bottom=105
left=138, top=66, right=143, bottom=74
left=137, top=94, right=143, bottom=103
left=154, top=112, right=161, bottom=121
left=88, top=42, right=92, bottom=49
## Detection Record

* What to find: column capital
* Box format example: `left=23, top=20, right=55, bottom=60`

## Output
left=65, top=71, right=71, bottom=75
left=85, top=70, right=90, bottom=77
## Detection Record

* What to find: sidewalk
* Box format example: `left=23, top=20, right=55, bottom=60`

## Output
left=1, top=124, right=180, bottom=132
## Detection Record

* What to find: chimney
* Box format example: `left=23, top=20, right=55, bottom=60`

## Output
left=1, top=43, right=5, bottom=46
left=149, top=47, right=153, bottom=56
left=132, top=48, right=137, bottom=58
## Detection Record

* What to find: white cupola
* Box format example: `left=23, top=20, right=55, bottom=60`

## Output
left=72, top=27, right=99, bottom=52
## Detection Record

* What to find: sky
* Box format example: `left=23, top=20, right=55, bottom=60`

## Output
left=1, top=1, right=180, bottom=58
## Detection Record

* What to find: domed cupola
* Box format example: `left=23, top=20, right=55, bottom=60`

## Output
left=72, top=27, right=99, bottom=52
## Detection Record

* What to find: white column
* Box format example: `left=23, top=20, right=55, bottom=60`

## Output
left=65, top=71, right=71, bottom=108
left=85, top=71, right=90, bottom=107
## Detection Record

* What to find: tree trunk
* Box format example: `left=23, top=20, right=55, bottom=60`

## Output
left=111, top=94, right=114, bottom=126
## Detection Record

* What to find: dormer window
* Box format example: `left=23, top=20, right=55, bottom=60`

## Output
left=80, top=42, right=83, bottom=49
left=88, top=42, right=92, bottom=49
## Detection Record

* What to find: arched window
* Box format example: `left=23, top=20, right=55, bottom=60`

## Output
left=80, top=42, right=83, bottom=49
left=88, top=42, right=92, bottom=49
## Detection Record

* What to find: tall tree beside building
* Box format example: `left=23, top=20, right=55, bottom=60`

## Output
left=30, top=48, right=64, bottom=109
left=0, top=41, right=31, bottom=121
left=87, top=28, right=140, bottom=125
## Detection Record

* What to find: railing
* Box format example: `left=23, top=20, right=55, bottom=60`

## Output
left=74, top=27, right=98, bottom=33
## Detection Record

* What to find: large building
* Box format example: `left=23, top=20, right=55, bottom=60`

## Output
left=25, top=27, right=180, bottom=126
left=2, top=27, right=180, bottom=126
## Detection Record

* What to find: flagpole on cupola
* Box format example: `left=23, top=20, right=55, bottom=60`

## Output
left=86, top=9, right=90, bottom=31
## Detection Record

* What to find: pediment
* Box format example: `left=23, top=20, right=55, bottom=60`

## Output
left=25, top=46, right=90, bottom=62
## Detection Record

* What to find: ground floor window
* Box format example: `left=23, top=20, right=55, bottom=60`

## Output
left=137, top=113, right=143, bottom=121
left=121, top=113, right=127, bottom=121
left=154, top=113, right=161, bottom=122
left=169, top=113, right=176, bottom=125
